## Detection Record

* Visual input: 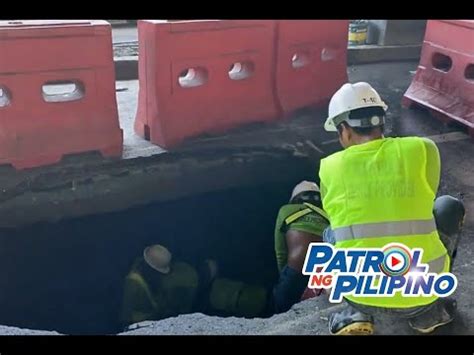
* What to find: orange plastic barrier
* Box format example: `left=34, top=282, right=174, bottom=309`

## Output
left=403, top=20, right=474, bottom=136
left=0, top=20, right=123, bottom=169
left=275, top=20, right=349, bottom=115
left=134, top=20, right=281, bottom=148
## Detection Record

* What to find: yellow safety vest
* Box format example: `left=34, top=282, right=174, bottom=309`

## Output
left=319, top=137, right=450, bottom=308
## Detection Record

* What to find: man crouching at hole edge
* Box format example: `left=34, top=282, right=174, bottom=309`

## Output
left=318, top=82, right=466, bottom=335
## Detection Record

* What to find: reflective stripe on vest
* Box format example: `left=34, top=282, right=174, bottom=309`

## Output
left=333, top=218, right=437, bottom=242
left=428, top=253, right=448, bottom=273
left=283, top=203, right=329, bottom=227
left=284, top=209, right=312, bottom=226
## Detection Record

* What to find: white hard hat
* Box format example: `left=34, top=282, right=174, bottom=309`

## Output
left=290, top=181, right=320, bottom=202
left=143, top=244, right=172, bottom=274
left=324, top=82, right=388, bottom=132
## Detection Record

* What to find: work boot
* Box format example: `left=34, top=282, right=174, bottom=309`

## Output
left=329, top=305, right=374, bottom=335
left=408, top=298, right=457, bottom=334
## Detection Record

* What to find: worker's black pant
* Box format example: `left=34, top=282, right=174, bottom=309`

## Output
left=272, top=265, right=309, bottom=314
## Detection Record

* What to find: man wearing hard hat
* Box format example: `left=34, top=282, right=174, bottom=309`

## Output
left=272, top=180, right=329, bottom=313
left=120, top=244, right=269, bottom=329
left=319, top=82, right=465, bottom=335
left=120, top=244, right=208, bottom=328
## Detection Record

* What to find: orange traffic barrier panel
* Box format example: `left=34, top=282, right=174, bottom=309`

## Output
left=274, top=20, right=349, bottom=116
left=134, top=20, right=281, bottom=148
left=403, top=20, right=474, bottom=136
left=0, top=20, right=123, bottom=169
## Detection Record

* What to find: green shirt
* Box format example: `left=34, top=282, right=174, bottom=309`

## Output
left=274, top=204, right=329, bottom=272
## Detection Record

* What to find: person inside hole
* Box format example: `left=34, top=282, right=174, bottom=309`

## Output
left=272, top=181, right=330, bottom=313
left=120, top=244, right=269, bottom=329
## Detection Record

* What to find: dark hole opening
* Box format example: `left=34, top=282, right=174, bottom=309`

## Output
left=432, top=53, right=452, bottom=73
left=0, top=180, right=302, bottom=334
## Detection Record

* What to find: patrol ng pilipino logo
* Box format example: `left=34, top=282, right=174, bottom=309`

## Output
left=302, top=243, right=458, bottom=303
